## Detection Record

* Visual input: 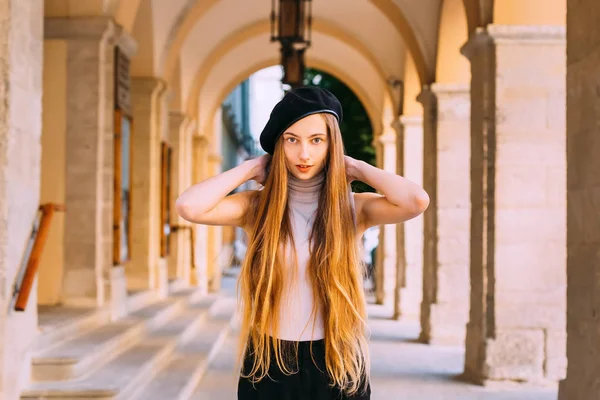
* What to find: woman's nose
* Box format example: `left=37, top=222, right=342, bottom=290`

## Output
left=299, top=145, right=310, bottom=161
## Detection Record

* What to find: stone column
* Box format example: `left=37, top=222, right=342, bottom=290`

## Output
left=44, top=17, right=133, bottom=307
left=398, top=115, right=424, bottom=320
left=417, top=84, right=471, bottom=345
left=0, top=1, right=43, bottom=398
left=462, top=25, right=566, bottom=384
left=168, top=112, right=191, bottom=285
left=192, top=135, right=210, bottom=294
left=207, top=153, right=223, bottom=292
left=559, top=3, right=600, bottom=398
left=373, top=137, right=385, bottom=304
left=130, top=77, right=168, bottom=293
left=374, top=132, right=398, bottom=313
left=181, top=119, right=196, bottom=283
left=393, top=119, right=407, bottom=321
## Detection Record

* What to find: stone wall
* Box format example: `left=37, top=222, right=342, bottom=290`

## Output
left=559, top=1, right=600, bottom=398
left=0, top=1, right=43, bottom=398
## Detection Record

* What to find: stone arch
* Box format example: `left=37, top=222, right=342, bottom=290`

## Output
left=169, top=58, right=183, bottom=112
left=369, top=0, right=430, bottom=84
left=462, top=0, right=481, bottom=35
left=403, top=53, right=424, bottom=116
left=161, top=0, right=428, bottom=86
left=207, top=59, right=380, bottom=141
left=114, top=0, right=144, bottom=33
left=436, top=0, right=470, bottom=83
left=130, top=0, right=156, bottom=76
left=183, top=19, right=392, bottom=122
left=185, top=31, right=388, bottom=140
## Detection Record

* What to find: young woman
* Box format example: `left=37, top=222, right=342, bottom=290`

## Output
left=176, top=87, right=429, bottom=399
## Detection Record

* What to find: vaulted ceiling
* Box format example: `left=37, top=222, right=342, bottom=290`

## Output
left=44, top=0, right=565, bottom=132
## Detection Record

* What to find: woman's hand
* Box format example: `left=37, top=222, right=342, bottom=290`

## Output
left=344, top=155, right=363, bottom=184
left=249, top=154, right=272, bottom=186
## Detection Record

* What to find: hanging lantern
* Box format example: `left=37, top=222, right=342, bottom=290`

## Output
left=270, top=0, right=312, bottom=48
left=271, top=0, right=312, bottom=88
left=281, top=43, right=305, bottom=88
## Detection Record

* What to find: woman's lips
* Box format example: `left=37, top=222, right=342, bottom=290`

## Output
left=296, top=165, right=313, bottom=173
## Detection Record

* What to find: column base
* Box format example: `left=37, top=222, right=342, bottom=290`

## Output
left=420, top=303, right=467, bottom=346
left=107, top=266, right=128, bottom=320
left=459, top=371, right=559, bottom=390
left=126, top=271, right=153, bottom=293
left=61, top=268, right=104, bottom=308
left=399, top=287, right=421, bottom=321
left=191, top=271, right=209, bottom=295
left=156, top=257, right=169, bottom=298
left=464, top=327, right=563, bottom=385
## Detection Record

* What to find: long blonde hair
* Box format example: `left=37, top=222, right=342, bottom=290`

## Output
left=237, top=113, right=370, bottom=395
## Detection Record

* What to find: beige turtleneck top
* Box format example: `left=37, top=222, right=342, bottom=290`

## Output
left=276, top=170, right=356, bottom=341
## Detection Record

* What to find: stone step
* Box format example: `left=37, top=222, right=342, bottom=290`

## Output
left=169, top=287, right=215, bottom=307
left=144, top=304, right=214, bottom=346
left=191, top=334, right=239, bottom=400
left=168, top=278, right=190, bottom=293
left=35, top=307, right=110, bottom=354
left=31, top=298, right=185, bottom=382
left=22, top=294, right=224, bottom=399
left=130, top=310, right=234, bottom=400
left=22, top=341, right=175, bottom=400
left=126, top=289, right=161, bottom=315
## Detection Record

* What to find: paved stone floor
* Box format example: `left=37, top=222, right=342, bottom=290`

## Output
left=195, top=278, right=558, bottom=399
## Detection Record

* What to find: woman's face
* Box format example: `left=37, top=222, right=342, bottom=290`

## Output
left=281, top=113, right=329, bottom=180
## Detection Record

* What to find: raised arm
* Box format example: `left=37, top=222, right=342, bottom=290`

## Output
left=175, top=154, right=270, bottom=229
left=346, top=156, right=429, bottom=231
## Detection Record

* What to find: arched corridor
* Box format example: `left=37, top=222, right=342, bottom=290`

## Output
left=0, top=0, right=595, bottom=399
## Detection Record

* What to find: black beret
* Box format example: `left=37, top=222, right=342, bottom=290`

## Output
left=259, top=86, right=343, bottom=155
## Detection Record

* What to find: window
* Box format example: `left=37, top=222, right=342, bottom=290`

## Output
left=113, top=47, right=133, bottom=265
left=113, top=110, right=133, bottom=265
left=160, top=142, right=173, bottom=258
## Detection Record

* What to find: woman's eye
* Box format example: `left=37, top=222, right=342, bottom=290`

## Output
left=313, top=138, right=322, bottom=144
left=287, top=137, right=296, bottom=143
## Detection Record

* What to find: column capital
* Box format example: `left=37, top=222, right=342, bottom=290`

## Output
left=460, top=28, right=493, bottom=61
left=390, top=118, right=403, bottom=134
left=377, top=132, right=396, bottom=145
left=208, top=153, right=223, bottom=164
left=430, top=83, right=470, bottom=96
left=169, top=111, right=187, bottom=128
left=115, top=28, right=137, bottom=59
left=461, top=25, right=566, bottom=60
left=45, top=16, right=116, bottom=41
left=399, top=114, right=423, bottom=127
left=193, top=134, right=210, bottom=146
left=416, top=86, right=435, bottom=106
left=131, top=77, right=168, bottom=97
left=184, top=118, right=198, bottom=135
left=487, top=24, right=566, bottom=44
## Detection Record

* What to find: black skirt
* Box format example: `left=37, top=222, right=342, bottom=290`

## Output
left=237, top=339, right=371, bottom=400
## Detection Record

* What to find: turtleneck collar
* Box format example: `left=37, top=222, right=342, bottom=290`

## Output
left=288, top=169, right=325, bottom=204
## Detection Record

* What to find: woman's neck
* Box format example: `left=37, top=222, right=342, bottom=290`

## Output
left=288, top=170, right=325, bottom=204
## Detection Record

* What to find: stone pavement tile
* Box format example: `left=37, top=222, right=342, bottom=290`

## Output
left=367, top=308, right=557, bottom=400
